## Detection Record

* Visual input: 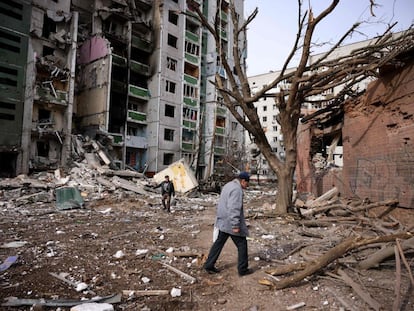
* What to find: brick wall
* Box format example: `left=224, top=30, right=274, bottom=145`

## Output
left=342, top=59, right=414, bottom=208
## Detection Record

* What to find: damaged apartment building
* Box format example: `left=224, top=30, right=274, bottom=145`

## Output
left=246, top=34, right=413, bottom=208
left=0, top=0, right=76, bottom=176
left=0, top=0, right=247, bottom=178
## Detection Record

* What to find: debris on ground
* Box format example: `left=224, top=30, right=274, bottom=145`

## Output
left=0, top=164, right=413, bottom=310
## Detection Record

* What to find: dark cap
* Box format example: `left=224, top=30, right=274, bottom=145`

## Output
left=238, top=171, right=250, bottom=182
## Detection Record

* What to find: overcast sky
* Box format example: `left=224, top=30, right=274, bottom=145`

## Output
left=244, top=0, right=414, bottom=76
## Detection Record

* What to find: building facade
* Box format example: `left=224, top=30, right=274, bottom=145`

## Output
left=245, top=37, right=392, bottom=183
left=246, top=71, right=290, bottom=182
left=0, top=0, right=246, bottom=178
left=200, top=0, right=247, bottom=179
left=0, top=0, right=77, bottom=176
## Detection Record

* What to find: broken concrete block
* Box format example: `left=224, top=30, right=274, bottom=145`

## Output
left=153, top=159, right=198, bottom=194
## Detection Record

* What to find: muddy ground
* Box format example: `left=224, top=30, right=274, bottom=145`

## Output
left=1, top=182, right=413, bottom=311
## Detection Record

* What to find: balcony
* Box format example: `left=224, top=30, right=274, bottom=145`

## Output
left=214, top=146, right=225, bottom=155
left=130, top=60, right=150, bottom=76
left=185, top=52, right=199, bottom=65
left=215, top=126, right=225, bottom=135
left=34, top=85, right=68, bottom=106
left=220, top=11, right=228, bottom=22
left=135, top=0, right=152, bottom=10
left=109, top=133, right=123, bottom=146
left=112, top=54, right=127, bottom=67
left=127, top=110, right=147, bottom=123
left=183, top=119, right=196, bottom=129
left=129, top=85, right=150, bottom=100
left=183, top=96, right=198, bottom=107
left=216, top=106, right=226, bottom=116
left=125, top=135, right=148, bottom=148
left=182, top=141, right=194, bottom=151
left=132, top=35, right=152, bottom=53
left=219, top=28, right=227, bottom=40
left=184, top=74, right=198, bottom=85
left=185, top=30, right=199, bottom=43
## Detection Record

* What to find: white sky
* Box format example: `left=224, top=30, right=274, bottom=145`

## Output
left=244, top=0, right=414, bottom=76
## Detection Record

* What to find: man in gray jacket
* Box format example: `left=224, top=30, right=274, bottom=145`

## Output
left=203, top=171, right=253, bottom=276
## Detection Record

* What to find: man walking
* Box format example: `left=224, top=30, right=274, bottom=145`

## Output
left=154, top=175, right=175, bottom=212
left=203, top=172, right=253, bottom=276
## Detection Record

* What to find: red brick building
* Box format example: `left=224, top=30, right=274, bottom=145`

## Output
left=296, top=52, right=414, bottom=208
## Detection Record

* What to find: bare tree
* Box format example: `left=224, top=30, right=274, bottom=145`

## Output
left=187, top=0, right=414, bottom=214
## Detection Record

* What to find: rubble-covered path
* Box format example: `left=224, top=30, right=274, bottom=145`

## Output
left=1, top=181, right=413, bottom=311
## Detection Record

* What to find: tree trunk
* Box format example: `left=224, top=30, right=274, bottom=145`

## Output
left=275, top=168, right=294, bottom=214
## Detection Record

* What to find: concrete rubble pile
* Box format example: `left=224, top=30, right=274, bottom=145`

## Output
left=0, top=134, right=200, bottom=212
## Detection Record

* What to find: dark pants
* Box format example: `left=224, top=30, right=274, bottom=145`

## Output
left=161, top=193, right=171, bottom=211
left=204, top=230, right=248, bottom=274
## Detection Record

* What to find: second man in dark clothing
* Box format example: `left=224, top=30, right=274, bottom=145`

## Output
left=154, top=175, right=175, bottom=212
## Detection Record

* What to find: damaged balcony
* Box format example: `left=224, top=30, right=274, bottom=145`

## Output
left=31, top=120, right=65, bottom=143
left=130, top=60, right=150, bottom=76
left=125, top=135, right=147, bottom=149
left=126, top=124, right=147, bottom=148
left=34, top=84, right=68, bottom=106
left=132, top=35, right=152, bottom=53
left=135, top=0, right=152, bottom=10
left=34, top=57, right=70, bottom=106
left=109, top=133, right=124, bottom=147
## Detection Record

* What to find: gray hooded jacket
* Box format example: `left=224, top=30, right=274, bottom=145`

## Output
left=215, top=178, right=248, bottom=237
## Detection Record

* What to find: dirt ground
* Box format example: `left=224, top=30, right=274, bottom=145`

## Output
left=1, top=182, right=413, bottom=311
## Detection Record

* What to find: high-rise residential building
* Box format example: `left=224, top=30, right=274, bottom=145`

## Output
left=0, top=0, right=77, bottom=177
left=246, top=70, right=292, bottom=182
left=200, top=0, right=247, bottom=179
left=0, top=0, right=247, bottom=178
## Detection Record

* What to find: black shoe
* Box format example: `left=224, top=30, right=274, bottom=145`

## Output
left=239, top=268, right=253, bottom=276
left=204, top=266, right=220, bottom=274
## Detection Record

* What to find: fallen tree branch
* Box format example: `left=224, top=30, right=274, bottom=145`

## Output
left=396, top=239, right=414, bottom=286
left=335, top=269, right=381, bottom=311
left=301, top=203, right=346, bottom=217
left=393, top=245, right=402, bottom=311
left=266, top=232, right=412, bottom=289
left=347, top=199, right=398, bottom=213
left=358, top=237, right=414, bottom=269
